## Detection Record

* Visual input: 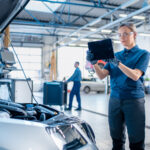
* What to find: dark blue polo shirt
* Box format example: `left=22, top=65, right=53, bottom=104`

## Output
left=104, top=45, right=150, bottom=100
left=67, top=67, right=82, bottom=82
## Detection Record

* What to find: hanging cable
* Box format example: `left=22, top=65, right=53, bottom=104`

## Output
left=4, top=33, right=39, bottom=104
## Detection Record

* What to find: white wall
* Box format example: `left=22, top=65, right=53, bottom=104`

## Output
left=57, top=46, right=91, bottom=80
left=137, top=36, right=150, bottom=52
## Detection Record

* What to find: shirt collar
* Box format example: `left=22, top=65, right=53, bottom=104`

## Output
left=123, top=45, right=138, bottom=53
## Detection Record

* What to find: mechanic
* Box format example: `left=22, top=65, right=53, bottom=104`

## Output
left=86, top=23, right=150, bottom=150
left=65, top=61, right=82, bottom=111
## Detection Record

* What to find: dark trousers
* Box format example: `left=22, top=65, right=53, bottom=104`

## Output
left=109, top=98, right=145, bottom=150
left=69, top=81, right=81, bottom=109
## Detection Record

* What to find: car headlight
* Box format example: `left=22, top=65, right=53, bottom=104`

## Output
left=46, top=124, right=88, bottom=150
left=78, top=122, right=96, bottom=144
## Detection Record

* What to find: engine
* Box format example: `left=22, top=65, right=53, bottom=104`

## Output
left=0, top=99, right=58, bottom=122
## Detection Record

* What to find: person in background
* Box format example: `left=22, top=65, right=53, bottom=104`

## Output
left=65, top=61, right=82, bottom=111
left=87, top=23, right=150, bottom=150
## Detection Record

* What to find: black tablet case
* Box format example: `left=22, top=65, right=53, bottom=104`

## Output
left=88, top=38, right=114, bottom=60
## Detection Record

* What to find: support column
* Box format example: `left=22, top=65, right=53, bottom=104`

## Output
left=49, top=50, right=57, bottom=81
left=4, top=26, right=10, bottom=48
left=42, top=36, right=57, bottom=81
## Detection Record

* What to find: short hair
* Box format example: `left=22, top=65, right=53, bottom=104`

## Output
left=119, top=23, right=137, bottom=33
left=75, top=61, right=79, bottom=65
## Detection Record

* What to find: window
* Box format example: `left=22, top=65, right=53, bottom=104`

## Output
left=9, top=47, right=42, bottom=80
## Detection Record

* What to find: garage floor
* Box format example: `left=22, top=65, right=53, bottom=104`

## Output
left=34, top=92, right=150, bottom=150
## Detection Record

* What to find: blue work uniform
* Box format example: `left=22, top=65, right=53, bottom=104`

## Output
left=67, top=67, right=82, bottom=109
left=104, top=45, right=150, bottom=150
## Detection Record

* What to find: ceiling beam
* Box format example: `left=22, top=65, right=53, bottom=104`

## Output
left=33, top=0, right=143, bottom=12
left=53, top=0, right=140, bottom=46
left=53, top=2, right=150, bottom=50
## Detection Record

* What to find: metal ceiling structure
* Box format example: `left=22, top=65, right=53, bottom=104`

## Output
left=9, top=0, right=150, bottom=48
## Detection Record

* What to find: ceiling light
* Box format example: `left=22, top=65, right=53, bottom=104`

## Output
left=119, top=14, right=127, bottom=17
left=120, top=0, right=140, bottom=9
left=139, top=33, right=150, bottom=37
left=101, top=29, right=112, bottom=33
left=79, top=44, right=88, bottom=47
left=71, top=38, right=77, bottom=40
left=132, top=16, right=145, bottom=20
left=81, top=39, right=89, bottom=41
left=113, top=40, right=121, bottom=44
left=89, top=28, right=97, bottom=31
left=69, top=43, right=76, bottom=46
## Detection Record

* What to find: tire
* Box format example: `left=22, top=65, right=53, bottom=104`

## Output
left=83, top=86, right=90, bottom=94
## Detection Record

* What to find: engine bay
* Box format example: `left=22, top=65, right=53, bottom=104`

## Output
left=0, top=99, right=59, bottom=122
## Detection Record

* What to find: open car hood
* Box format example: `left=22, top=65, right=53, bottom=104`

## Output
left=0, top=0, right=29, bottom=33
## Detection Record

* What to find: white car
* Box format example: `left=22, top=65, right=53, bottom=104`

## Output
left=0, top=100, right=98, bottom=150
left=81, top=78, right=106, bottom=94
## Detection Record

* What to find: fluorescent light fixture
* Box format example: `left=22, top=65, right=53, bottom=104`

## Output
left=139, top=33, right=150, bottom=37
left=101, top=29, right=112, bottom=33
left=69, top=43, right=76, bottom=46
left=113, top=40, right=121, bottom=44
left=81, top=39, right=89, bottom=41
left=71, top=38, right=77, bottom=40
left=119, top=14, right=127, bottom=17
left=120, top=14, right=145, bottom=20
left=88, top=19, right=101, bottom=26
left=89, top=28, right=97, bottom=31
left=79, top=44, right=88, bottom=47
left=121, top=0, right=140, bottom=9
left=132, top=16, right=145, bottom=20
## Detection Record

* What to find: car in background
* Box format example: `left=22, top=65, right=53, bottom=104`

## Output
left=81, top=78, right=106, bottom=94
left=144, top=79, right=150, bottom=94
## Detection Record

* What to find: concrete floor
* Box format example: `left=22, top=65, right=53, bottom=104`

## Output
left=34, top=92, right=150, bottom=150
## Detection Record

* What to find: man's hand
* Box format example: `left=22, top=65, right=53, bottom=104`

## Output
left=86, top=50, right=98, bottom=65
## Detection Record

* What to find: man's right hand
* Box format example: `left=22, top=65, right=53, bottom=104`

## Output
left=86, top=50, right=98, bottom=65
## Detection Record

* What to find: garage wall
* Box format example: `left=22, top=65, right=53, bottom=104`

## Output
left=57, top=46, right=91, bottom=80
left=137, top=36, right=150, bottom=52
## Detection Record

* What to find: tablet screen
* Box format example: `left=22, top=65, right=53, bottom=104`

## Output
left=88, top=38, right=114, bottom=60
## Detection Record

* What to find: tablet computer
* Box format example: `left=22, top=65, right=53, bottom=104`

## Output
left=88, top=38, right=114, bottom=60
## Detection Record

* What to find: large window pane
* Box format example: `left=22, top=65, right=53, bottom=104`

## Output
left=9, top=47, right=42, bottom=80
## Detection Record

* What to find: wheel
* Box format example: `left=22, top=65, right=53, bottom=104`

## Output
left=83, top=86, right=90, bottom=94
